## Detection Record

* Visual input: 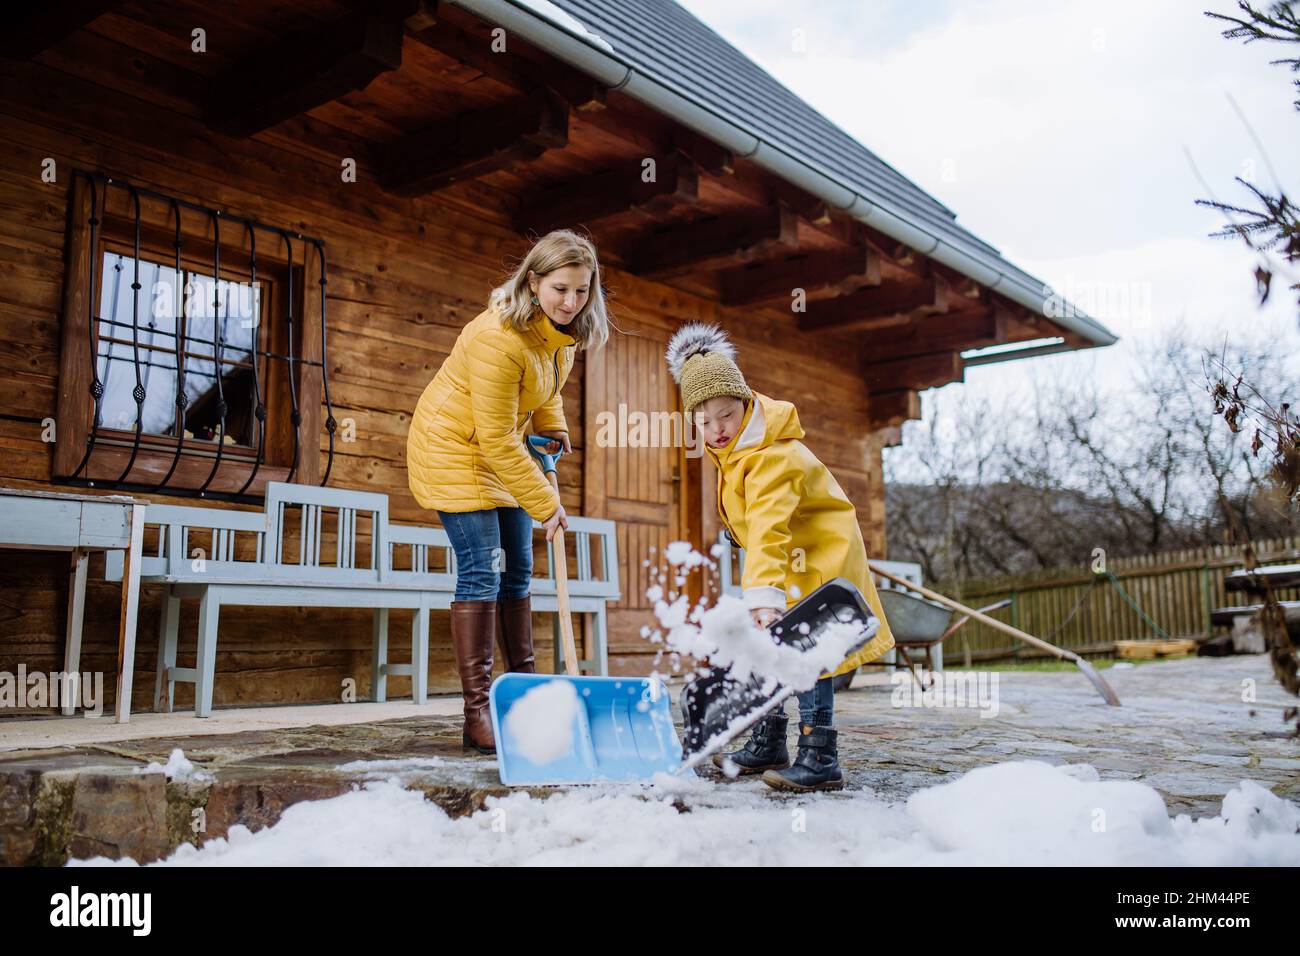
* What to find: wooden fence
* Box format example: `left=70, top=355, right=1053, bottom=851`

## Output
left=939, top=536, right=1300, bottom=662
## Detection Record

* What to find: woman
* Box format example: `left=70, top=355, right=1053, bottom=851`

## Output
left=406, top=230, right=609, bottom=754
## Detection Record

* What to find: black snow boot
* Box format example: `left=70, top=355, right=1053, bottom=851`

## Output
left=761, top=724, right=843, bottom=792
left=711, top=713, right=790, bottom=775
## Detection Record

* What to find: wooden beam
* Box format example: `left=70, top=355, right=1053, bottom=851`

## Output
left=382, top=87, right=569, bottom=196
left=796, top=277, right=949, bottom=334
left=863, top=350, right=964, bottom=392
left=627, top=203, right=799, bottom=280
left=367, top=0, right=440, bottom=30
left=879, top=425, right=905, bottom=449
left=672, top=128, right=733, bottom=176
left=888, top=241, right=917, bottom=267
left=771, top=182, right=831, bottom=225
left=867, top=390, right=921, bottom=430
left=859, top=305, right=1010, bottom=364
left=410, top=16, right=606, bottom=111
left=515, top=151, right=699, bottom=235
left=0, top=2, right=125, bottom=58
left=204, top=13, right=405, bottom=137
left=719, top=245, right=880, bottom=306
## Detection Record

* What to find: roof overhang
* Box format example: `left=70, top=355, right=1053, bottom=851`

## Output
left=451, top=0, right=1119, bottom=359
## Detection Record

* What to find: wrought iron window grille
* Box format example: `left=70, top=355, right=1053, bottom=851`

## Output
left=53, top=170, right=338, bottom=502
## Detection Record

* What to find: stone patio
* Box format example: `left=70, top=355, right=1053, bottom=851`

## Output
left=1, top=654, right=1296, bottom=865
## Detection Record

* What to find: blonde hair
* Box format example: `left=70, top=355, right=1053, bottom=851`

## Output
left=489, top=230, right=610, bottom=351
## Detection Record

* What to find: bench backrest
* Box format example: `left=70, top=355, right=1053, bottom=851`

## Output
left=265, top=481, right=389, bottom=577
left=106, top=482, right=619, bottom=600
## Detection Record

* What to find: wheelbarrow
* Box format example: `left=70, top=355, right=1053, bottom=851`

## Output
left=847, top=588, right=1012, bottom=690
left=489, top=433, right=684, bottom=785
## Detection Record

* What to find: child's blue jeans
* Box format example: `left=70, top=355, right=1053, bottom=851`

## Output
left=785, top=676, right=833, bottom=728
left=437, top=506, right=534, bottom=601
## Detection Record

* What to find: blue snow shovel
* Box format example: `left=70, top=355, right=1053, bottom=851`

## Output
left=490, top=434, right=686, bottom=785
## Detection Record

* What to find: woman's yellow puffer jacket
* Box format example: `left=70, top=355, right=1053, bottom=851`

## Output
left=407, top=304, right=576, bottom=523
left=705, top=390, right=895, bottom=678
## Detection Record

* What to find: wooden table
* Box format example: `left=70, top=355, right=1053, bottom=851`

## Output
left=1226, top=563, right=1300, bottom=593
left=1, top=487, right=146, bottom=722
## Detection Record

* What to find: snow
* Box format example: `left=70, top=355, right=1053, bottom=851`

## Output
left=71, top=760, right=1300, bottom=867
left=502, top=680, right=580, bottom=764
left=655, top=590, right=870, bottom=692
left=663, top=540, right=706, bottom=569
left=133, top=748, right=210, bottom=782
left=642, top=541, right=873, bottom=692
left=334, top=758, right=446, bottom=779
left=515, top=0, right=615, bottom=53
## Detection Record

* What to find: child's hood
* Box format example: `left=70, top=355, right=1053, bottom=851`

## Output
left=705, top=391, right=804, bottom=465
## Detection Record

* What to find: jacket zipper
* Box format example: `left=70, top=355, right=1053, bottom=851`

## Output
left=523, top=345, right=565, bottom=431
left=715, top=462, right=739, bottom=544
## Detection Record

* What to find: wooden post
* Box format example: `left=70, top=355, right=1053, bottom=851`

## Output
left=114, top=501, right=146, bottom=722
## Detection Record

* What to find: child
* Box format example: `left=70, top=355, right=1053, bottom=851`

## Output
left=665, top=322, right=895, bottom=791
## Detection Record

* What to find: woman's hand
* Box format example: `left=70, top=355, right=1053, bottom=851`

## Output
left=543, top=501, right=569, bottom=541
left=535, top=430, right=571, bottom=455
left=750, top=606, right=783, bottom=630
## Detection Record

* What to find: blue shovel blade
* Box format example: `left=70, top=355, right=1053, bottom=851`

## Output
left=490, top=673, right=686, bottom=786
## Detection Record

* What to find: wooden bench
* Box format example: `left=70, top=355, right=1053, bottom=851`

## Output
left=106, top=481, right=619, bottom=717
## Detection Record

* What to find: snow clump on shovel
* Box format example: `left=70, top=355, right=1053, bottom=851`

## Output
left=503, top=680, right=581, bottom=764
left=652, top=543, right=865, bottom=693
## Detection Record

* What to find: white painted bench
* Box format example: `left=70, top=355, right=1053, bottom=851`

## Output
left=107, top=481, right=619, bottom=716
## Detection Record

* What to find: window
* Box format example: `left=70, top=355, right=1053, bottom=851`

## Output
left=55, top=171, right=333, bottom=498
left=95, top=249, right=267, bottom=446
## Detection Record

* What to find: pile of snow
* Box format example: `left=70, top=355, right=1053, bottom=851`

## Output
left=72, top=760, right=1300, bottom=867
left=502, top=680, right=580, bottom=764
left=133, top=748, right=210, bottom=782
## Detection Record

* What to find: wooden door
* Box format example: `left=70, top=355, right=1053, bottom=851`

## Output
left=583, top=320, right=685, bottom=674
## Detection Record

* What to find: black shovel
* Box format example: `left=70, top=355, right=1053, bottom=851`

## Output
left=677, top=578, right=878, bottom=772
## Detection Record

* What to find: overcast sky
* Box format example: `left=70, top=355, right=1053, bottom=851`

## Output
left=675, top=0, right=1299, bottom=442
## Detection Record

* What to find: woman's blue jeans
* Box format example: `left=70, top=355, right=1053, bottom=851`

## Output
left=784, top=676, right=833, bottom=728
left=437, top=507, right=534, bottom=601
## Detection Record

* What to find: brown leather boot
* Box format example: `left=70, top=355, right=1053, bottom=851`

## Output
left=450, top=599, right=498, bottom=754
left=496, top=594, right=536, bottom=673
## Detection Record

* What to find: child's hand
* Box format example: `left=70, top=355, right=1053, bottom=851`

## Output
left=750, top=607, right=783, bottom=629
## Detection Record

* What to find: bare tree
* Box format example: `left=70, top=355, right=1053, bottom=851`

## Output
left=1201, top=0, right=1300, bottom=718
left=885, top=326, right=1298, bottom=583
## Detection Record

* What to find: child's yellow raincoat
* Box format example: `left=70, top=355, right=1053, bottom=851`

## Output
left=705, top=390, right=895, bottom=678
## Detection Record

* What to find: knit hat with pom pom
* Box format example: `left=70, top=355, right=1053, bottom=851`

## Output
left=665, top=322, right=752, bottom=414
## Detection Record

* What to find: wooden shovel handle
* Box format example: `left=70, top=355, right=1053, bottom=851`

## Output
left=869, top=562, right=1080, bottom=663
left=545, top=472, right=580, bottom=676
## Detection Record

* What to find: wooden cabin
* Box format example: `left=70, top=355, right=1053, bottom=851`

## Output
left=0, top=0, right=1116, bottom=713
